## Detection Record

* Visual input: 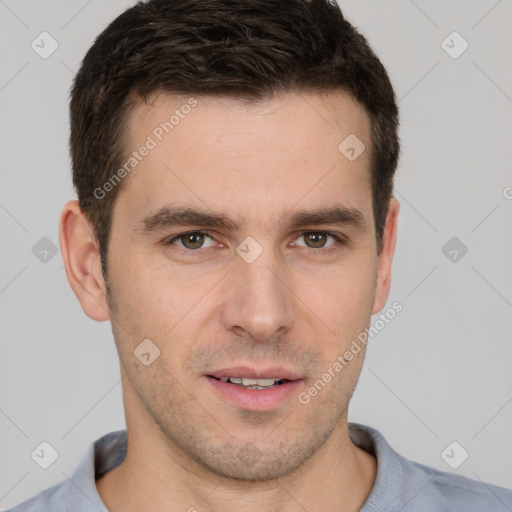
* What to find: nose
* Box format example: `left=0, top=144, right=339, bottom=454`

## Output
left=221, top=248, right=295, bottom=342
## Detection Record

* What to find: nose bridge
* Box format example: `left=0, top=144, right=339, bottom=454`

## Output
left=222, top=243, right=294, bottom=341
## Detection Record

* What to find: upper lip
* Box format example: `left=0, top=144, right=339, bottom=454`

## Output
left=208, top=366, right=303, bottom=381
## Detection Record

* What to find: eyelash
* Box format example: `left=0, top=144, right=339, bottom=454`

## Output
left=165, top=230, right=346, bottom=255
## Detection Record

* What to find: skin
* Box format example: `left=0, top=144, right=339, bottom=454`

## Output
left=60, top=90, right=399, bottom=512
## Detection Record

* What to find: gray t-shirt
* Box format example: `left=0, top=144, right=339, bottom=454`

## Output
left=6, top=422, right=511, bottom=511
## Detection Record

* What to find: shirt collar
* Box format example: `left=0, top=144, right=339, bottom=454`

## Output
left=349, top=422, right=405, bottom=511
left=65, top=430, right=127, bottom=512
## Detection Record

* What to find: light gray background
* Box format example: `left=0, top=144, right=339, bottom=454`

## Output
left=1, top=0, right=511, bottom=508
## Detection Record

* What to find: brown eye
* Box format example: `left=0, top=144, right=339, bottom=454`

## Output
left=294, top=231, right=340, bottom=250
left=170, top=231, right=215, bottom=250
left=303, top=232, right=328, bottom=248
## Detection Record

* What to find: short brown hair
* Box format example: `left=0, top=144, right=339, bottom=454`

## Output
left=69, top=0, right=400, bottom=278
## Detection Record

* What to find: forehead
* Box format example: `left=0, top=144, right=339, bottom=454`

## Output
left=114, top=90, right=373, bottom=231
left=128, top=90, right=370, bottom=152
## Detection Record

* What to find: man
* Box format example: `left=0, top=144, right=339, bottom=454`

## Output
left=8, top=0, right=511, bottom=510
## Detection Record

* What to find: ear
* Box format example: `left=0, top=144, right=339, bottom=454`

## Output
left=371, top=196, right=400, bottom=315
left=59, top=200, right=110, bottom=321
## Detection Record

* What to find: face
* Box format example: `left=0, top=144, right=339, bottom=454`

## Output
left=92, top=91, right=395, bottom=480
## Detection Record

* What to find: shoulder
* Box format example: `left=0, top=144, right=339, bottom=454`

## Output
left=5, top=430, right=126, bottom=512
left=399, top=456, right=512, bottom=511
left=5, top=480, right=68, bottom=512
left=349, top=423, right=512, bottom=511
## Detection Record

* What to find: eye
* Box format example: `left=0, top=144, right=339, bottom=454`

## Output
left=169, top=231, right=216, bottom=250
left=293, top=231, right=341, bottom=249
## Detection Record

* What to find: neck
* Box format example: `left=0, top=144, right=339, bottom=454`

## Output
left=96, top=419, right=377, bottom=512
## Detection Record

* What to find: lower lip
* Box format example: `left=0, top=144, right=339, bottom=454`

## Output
left=205, top=376, right=304, bottom=411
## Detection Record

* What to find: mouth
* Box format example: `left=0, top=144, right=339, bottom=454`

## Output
left=204, top=366, right=304, bottom=411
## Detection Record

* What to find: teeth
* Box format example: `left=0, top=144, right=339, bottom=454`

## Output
left=244, top=377, right=277, bottom=386
left=219, top=377, right=281, bottom=386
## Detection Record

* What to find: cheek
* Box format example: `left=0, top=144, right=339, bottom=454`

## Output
left=109, top=255, right=219, bottom=367
left=107, top=255, right=177, bottom=338
left=301, top=256, right=377, bottom=334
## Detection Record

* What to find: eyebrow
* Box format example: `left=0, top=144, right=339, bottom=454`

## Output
left=134, top=204, right=367, bottom=234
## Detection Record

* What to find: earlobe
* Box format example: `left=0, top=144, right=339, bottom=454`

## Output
left=371, top=197, right=400, bottom=315
left=59, top=200, right=110, bottom=322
